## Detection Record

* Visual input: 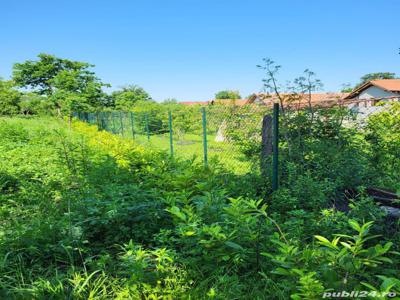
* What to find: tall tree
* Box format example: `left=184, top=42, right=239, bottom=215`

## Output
left=13, top=53, right=95, bottom=95
left=13, top=53, right=109, bottom=114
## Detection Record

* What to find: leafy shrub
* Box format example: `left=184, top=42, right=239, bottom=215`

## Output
left=0, top=115, right=399, bottom=300
left=0, top=171, right=19, bottom=194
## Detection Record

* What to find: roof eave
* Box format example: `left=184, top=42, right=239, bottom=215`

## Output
left=344, top=81, right=373, bottom=99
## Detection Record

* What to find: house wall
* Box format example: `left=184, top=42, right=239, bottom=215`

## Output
left=357, top=86, right=397, bottom=99
left=347, top=86, right=399, bottom=108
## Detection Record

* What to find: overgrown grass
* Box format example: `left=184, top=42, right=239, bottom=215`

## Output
left=117, top=132, right=252, bottom=174
left=0, top=115, right=399, bottom=299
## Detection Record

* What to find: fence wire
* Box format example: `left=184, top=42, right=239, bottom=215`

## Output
left=74, top=104, right=270, bottom=174
left=74, top=98, right=398, bottom=176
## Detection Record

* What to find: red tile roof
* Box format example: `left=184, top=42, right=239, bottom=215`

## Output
left=344, top=79, right=400, bottom=99
left=180, top=93, right=349, bottom=109
left=249, top=93, right=349, bottom=109
left=212, top=99, right=248, bottom=106
left=179, top=101, right=209, bottom=105
left=179, top=99, right=248, bottom=106
left=370, top=79, right=400, bottom=92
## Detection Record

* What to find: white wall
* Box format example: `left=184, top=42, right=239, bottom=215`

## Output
left=357, top=86, right=397, bottom=99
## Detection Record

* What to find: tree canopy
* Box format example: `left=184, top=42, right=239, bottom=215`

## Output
left=13, top=53, right=96, bottom=95
left=341, top=72, right=396, bottom=92
left=111, top=85, right=153, bottom=110
left=12, top=53, right=109, bottom=114
left=359, top=72, right=396, bottom=85
left=215, top=90, right=241, bottom=100
left=0, top=79, right=21, bottom=115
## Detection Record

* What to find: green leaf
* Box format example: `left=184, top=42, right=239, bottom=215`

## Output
left=340, top=242, right=352, bottom=250
left=224, top=241, right=244, bottom=251
left=165, top=206, right=186, bottom=222
left=348, top=219, right=361, bottom=232
left=361, top=282, right=378, bottom=291
left=272, top=267, right=291, bottom=276
left=315, top=235, right=339, bottom=250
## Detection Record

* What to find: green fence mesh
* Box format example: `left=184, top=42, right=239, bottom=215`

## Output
left=74, top=99, right=396, bottom=179
left=74, top=104, right=271, bottom=174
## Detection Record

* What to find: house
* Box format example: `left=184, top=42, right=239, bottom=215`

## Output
left=344, top=79, right=400, bottom=108
left=179, top=101, right=209, bottom=105
left=179, top=94, right=347, bottom=108
left=339, top=79, right=400, bottom=119
left=179, top=99, right=248, bottom=106
left=246, top=93, right=349, bottom=109
left=179, top=79, right=400, bottom=109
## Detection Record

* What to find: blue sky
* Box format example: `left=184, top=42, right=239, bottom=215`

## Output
left=1, top=0, right=399, bottom=101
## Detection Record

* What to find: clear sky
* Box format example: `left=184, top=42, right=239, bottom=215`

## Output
left=1, top=0, right=399, bottom=101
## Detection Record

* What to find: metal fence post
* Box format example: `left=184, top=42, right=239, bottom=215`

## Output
left=145, top=113, right=150, bottom=141
left=103, top=112, right=109, bottom=132
left=119, top=112, right=124, bottom=136
left=106, top=111, right=111, bottom=132
left=202, top=107, right=208, bottom=167
left=96, top=112, right=100, bottom=129
left=168, top=111, right=174, bottom=157
left=130, top=112, right=135, bottom=139
left=272, top=103, right=279, bottom=191
left=111, top=112, right=116, bottom=134
left=101, top=112, right=106, bottom=131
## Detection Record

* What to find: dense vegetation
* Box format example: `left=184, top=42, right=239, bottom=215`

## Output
left=1, top=102, right=399, bottom=299
left=1, top=54, right=399, bottom=299
left=214, top=90, right=241, bottom=100
left=0, top=53, right=206, bottom=119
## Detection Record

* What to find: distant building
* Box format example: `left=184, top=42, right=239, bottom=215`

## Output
left=246, top=93, right=349, bottom=109
left=339, top=79, right=400, bottom=119
left=344, top=79, right=400, bottom=107
left=179, top=101, right=209, bottom=105
left=179, top=99, right=248, bottom=106
left=179, top=79, right=400, bottom=109
left=179, top=94, right=347, bottom=108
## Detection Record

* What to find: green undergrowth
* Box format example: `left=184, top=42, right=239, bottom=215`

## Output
left=0, top=116, right=399, bottom=299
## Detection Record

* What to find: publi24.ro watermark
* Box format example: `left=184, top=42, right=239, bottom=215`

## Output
left=322, top=291, right=397, bottom=298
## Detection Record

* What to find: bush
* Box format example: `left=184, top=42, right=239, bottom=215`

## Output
left=0, top=114, right=399, bottom=299
left=0, top=79, right=21, bottom=115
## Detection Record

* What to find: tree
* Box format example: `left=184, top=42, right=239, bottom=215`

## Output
left=13, top=53, right=95, bottom=95
left=344, top=72, right=396, bottom=92
left=0, top=79, right=21, bottom=115
left=19, top=93, right=52, bottom=115
left=49, top=69, right=108, bottom=113
left=162, top=98, right=178, bottom=104
left=111, top=85, right=153, bottom=110
left=359, top=72, right=396, bottom=85
left=12, top=53, right=109, bottom=114
left=341, top=83, right=353, bottom=93
left=215, top=90, right=241, bottom=100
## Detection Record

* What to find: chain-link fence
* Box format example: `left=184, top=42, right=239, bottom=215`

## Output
left=74, top=104, right=271, bottom=174
left=267, top=97, right=399, bottom=192
left=74, top=97, right=398, bottom=179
